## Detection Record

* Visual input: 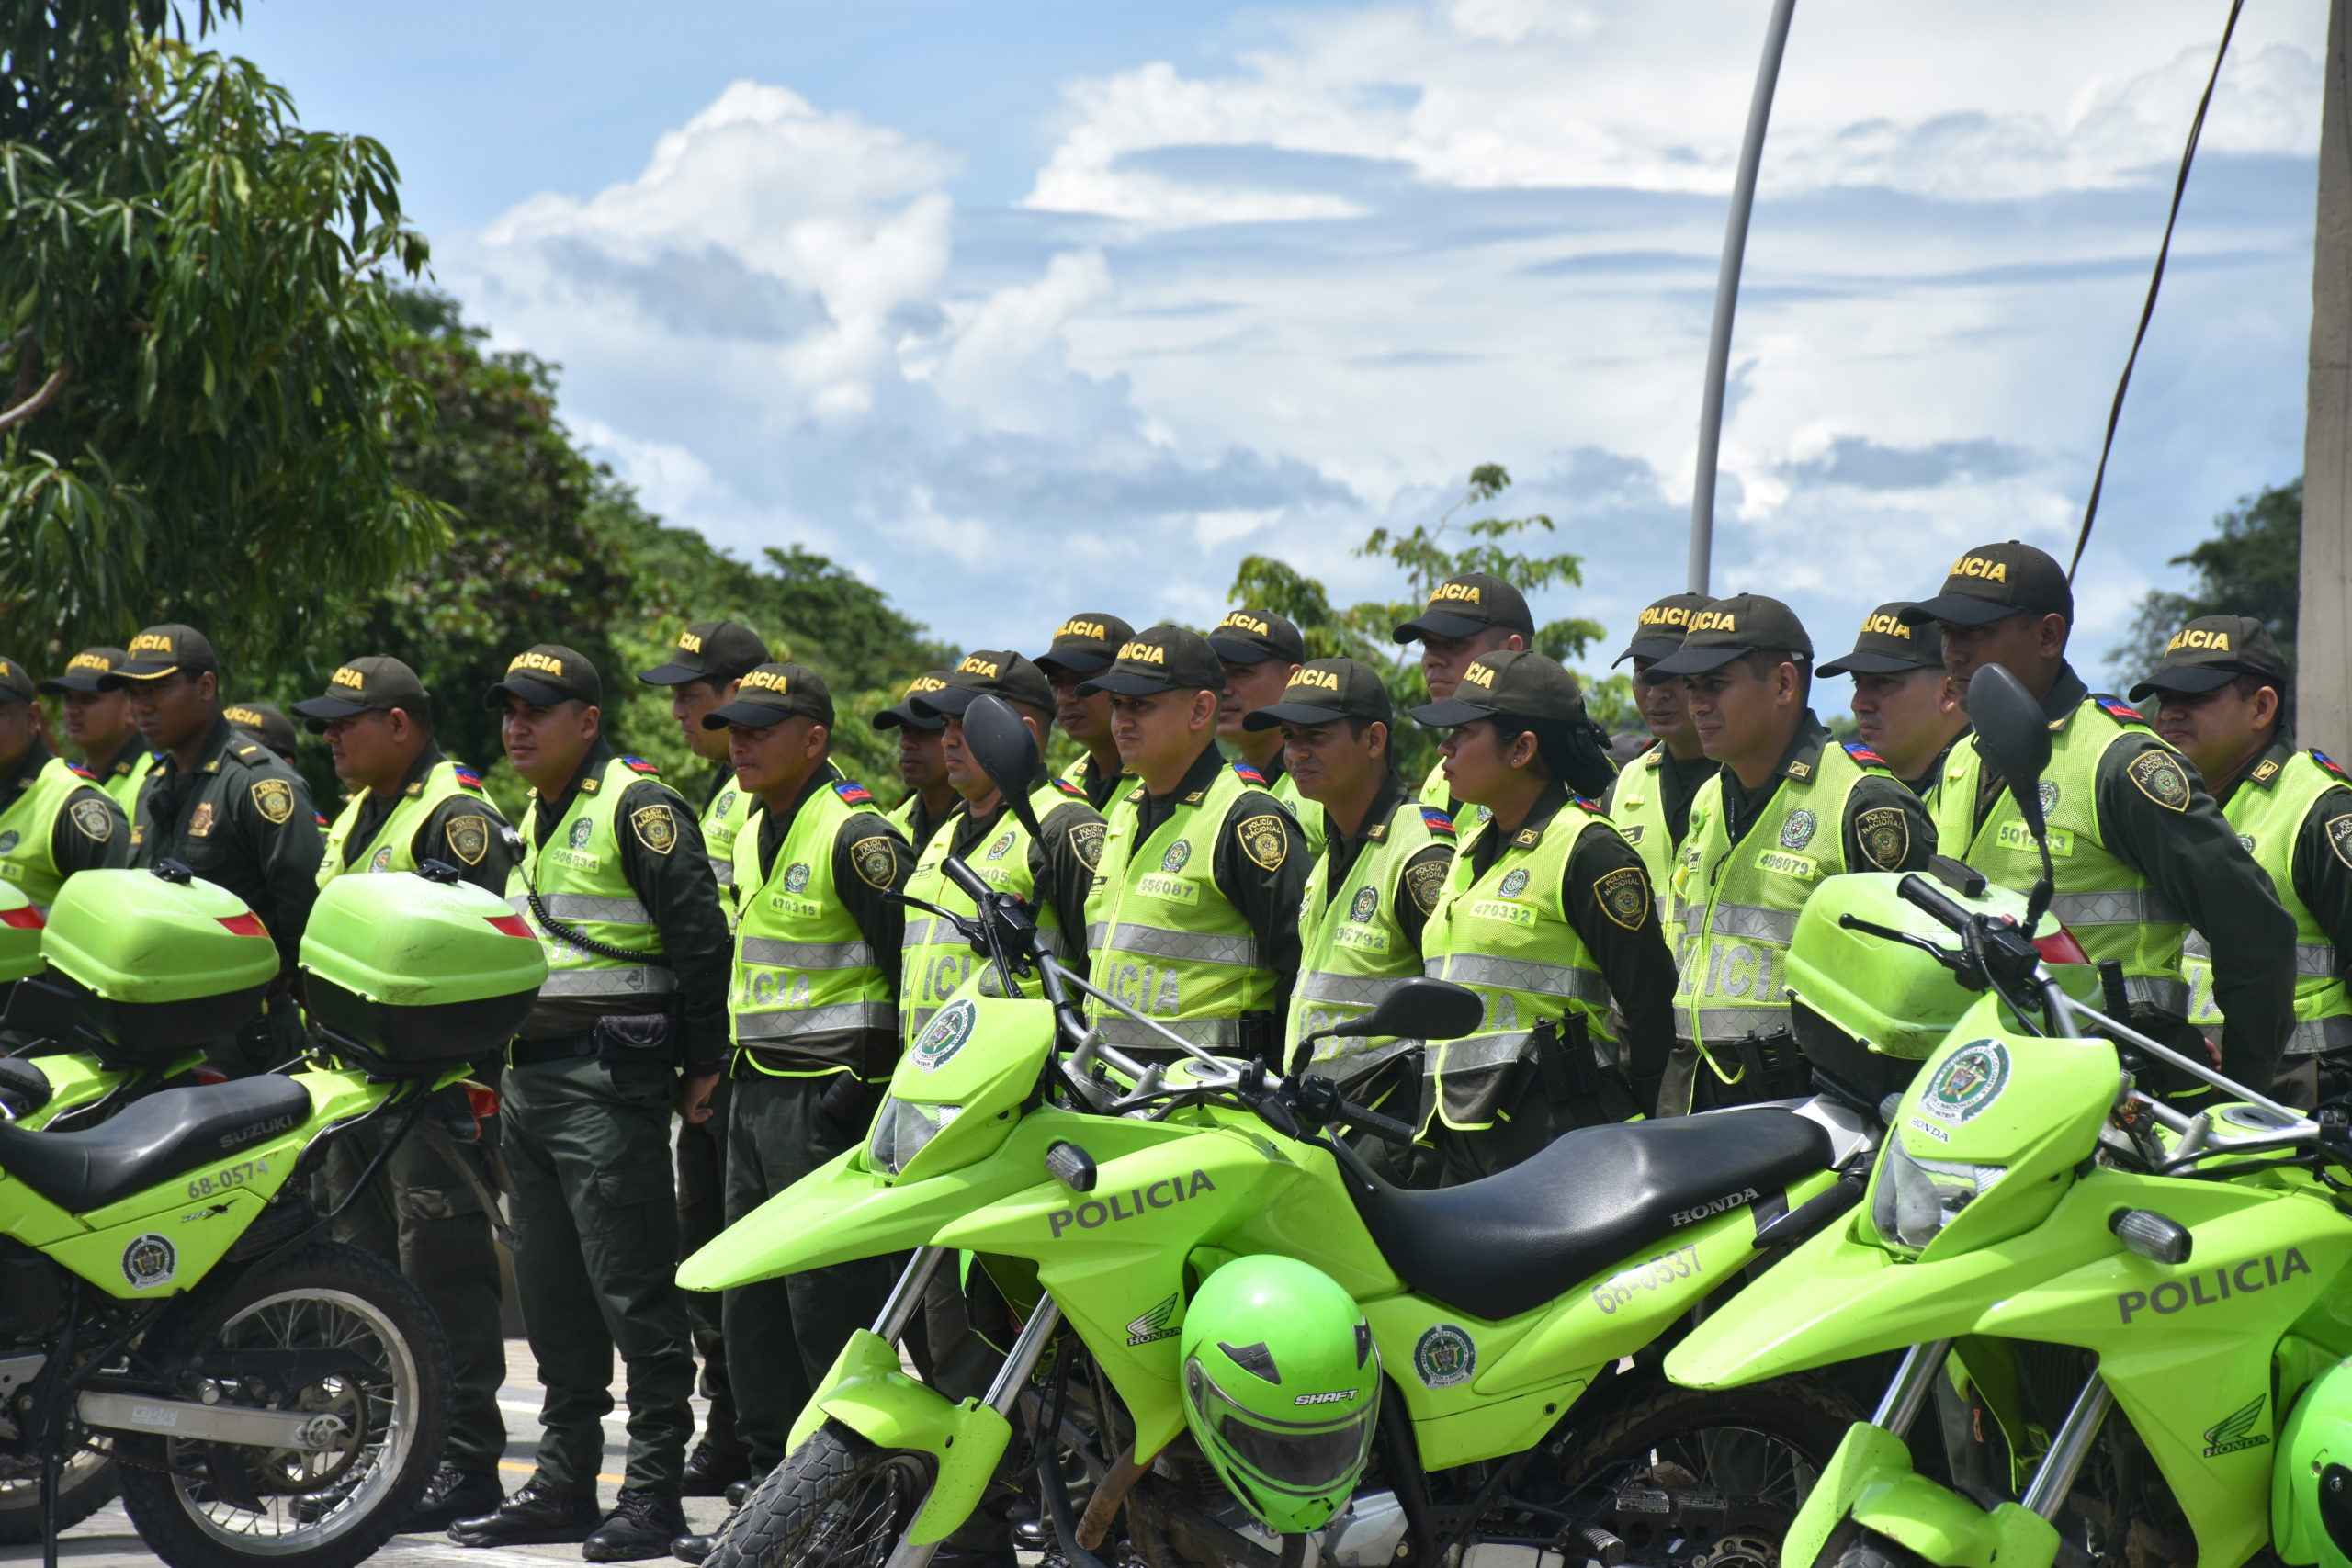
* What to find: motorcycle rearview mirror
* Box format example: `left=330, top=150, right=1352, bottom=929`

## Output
left=1313, top=976, right=1484, bottom=1045
left=963, top=694, right=1044, bottom=838
left=1966, top=662, right=2057, bottom=924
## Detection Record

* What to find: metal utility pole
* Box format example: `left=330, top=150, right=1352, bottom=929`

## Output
left=1689, top=0, right=1800, bottom=596
left=2301, top=0, right=2352, bottom=756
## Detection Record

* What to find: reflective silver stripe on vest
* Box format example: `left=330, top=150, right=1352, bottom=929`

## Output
left=2181, top=930, right=2335, bottom=977
left=1424, top=1030, right=1538, bottom=1075
left=2117, top=975, right=2189, bottom=1014
left=905, top=916, right=952, bottom=951
left=1086, top=921, right=1109, bottom=952
left=1099, top=923, right=1262, bottom=969
left=1092, top=1014, right=1241, bottom=1050
left=519, top=892, right=655, bottom=925
left=2290, top=1015, right=2352, bottom=1055
left=736, top=1000, right=899, bottom=1041
left=1674, top=1004, right=1788, bottom=1046
left=710, top=857, right=734, bottom=888
left=538, top=967, right=674, bottom=998
left=741, top=937, right=878, bottom=971
left=1306, top=1035, right=1419, bottom=1076
left=1425, top=953, right=1610, bottom=1002
left=2048, top=890, right=2180, bottom=927
left=1295, top=971, right=1402, bottom=1009
left=1704, top=903, right=1800, bottom=945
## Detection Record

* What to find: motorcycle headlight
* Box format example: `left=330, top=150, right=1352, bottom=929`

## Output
left=867, top=1098, right=960, bottom=1177
left=1871, top=1133, right=2006, bottom=1255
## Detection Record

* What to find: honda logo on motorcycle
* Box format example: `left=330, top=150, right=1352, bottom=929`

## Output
left=2117, top=1247, right=2311, bottom=1323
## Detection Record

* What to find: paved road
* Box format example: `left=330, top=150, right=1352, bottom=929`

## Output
left=4, top=1342, right=736, bottom=1567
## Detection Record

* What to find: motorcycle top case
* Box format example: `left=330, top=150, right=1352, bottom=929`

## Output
left=39, top=868, right=280, bottom=1056
left=0, top=881, right=41, bottom=983
left=300, top=873, right=548, bottom=1071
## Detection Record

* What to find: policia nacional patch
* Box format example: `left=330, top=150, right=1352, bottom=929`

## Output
left=1855, top=807, right=1910, bottom=871
left=1068, top=820, right=1106, bottom=872
left=851, top=835, right=900, bottom=889
left=2330, top=815, right=2352, bottom=871
left=1404, top=858, right=1448, bottom=916
left=68, top=797, right=114, bottom=842
left=1237, top=814, right=1288, bottom=872
left=447, top=814, right=491, bottom=866
left=631, top=804, right=678, bottom=854
left=2128, top=750, right=2192, bottom=812
left=250, top=778, right=295, bottom=825
left=1594, top=866, right=1649, bottom=930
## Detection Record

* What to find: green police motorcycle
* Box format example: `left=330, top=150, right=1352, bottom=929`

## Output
left=0, top=863, right=546, bottom=1568
left=1666, top=663, right=2352, bottom=1568
left=684, top=698, right=1880, bottom=1568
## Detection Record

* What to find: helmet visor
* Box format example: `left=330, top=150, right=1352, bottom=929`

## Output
left=1187, top=1363, right=1376, bottom=1497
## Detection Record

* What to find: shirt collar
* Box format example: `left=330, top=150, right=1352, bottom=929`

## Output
left=539, top=737, right=615, bottom=820
left=1136, top=742, right=1230, bottom=808
left=388, top=740, right=446, bottom=798
left=3, top=737, right=52, bottom=795
left=1332, top=769, right=1411, bottom=851
left=2222, top=733, right=2299, bottom=804
left=766, top=761, right=844, bottom=836
left=88, top=735, right=146, bottom=781
left=164, top=715, right=245, bottom=778
left=1771, top=711, right=1833, bottom=784
left=1498, top=781, right=1572, bottom=851
left=2042, top=663, right=2090, bottom=727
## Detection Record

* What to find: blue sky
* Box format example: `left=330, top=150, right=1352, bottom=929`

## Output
left=229, top=0, right=2327, bottom=692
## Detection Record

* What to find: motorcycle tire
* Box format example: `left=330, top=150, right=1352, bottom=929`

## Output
left=115, top=1240, right=450, bottom=1568
left=0, top=1444, right=118, bottom=1543
left=708, top=1419, right=938, bottom=1568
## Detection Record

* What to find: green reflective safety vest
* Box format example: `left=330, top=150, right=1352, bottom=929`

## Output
left=702, top=775, right=750, bottom=906
left=97, top=750, right=155, bottom=818
left=730, top=776, right=897, bottom=1073
left=1288, top=798, right=1453, bottom=1085
left=0, top=757, right=102, bottom=910
left=1420, top=801, right=1615, bottom=1130
left=1269, top=769, right=1327, bottom=859
left=1930, top=699, right=2188, bottom=1013
left=507, top=756, right=673, bottom=1003
left=317, top=761, right=486, bottom=889
left=1669, top=744, right=1884, bottom=1070
left=1084, top=761, right=1283, bottom=1051
left=900, top=781, right=1077, bottom=1046
left=1606, top=745, right=1681, bottom=894
left=2184, top=749, right=2352, bottom=1055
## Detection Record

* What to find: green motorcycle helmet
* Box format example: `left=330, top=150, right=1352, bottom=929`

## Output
left=1180, top=1255, right=1380, bottom=1534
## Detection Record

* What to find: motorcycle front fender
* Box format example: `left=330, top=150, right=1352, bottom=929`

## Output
left=1789, top=1423, right=2059, bottom=1568
left=786, top=1330, right=1012, bottom=1545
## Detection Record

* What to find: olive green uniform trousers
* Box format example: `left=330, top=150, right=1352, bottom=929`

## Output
left=673, top=1075, right=741, bottom=1460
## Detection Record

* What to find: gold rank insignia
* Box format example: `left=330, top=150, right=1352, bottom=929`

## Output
left=2127, top=751, right=2191, bottom=812
left=1237, top=814, right=1287, bottom=872
left=187, top=802, right=216, bottom=838
left=68, top=798, right=114, bottom=842
left=250, top=779, right=295, bottom=825
left=1594, top=866, right=1650, bottom=930
left=447, top=815, right=491, bottom=866
left=1786, top=761, right=1812, bottom=781
left=630, top=804, right=678, bottom=855
left=1856, top=807, right=1910, bottom=871
left=851, top=835, right=900, bottom=889
left=2253, top=758, right=2280, bottom=784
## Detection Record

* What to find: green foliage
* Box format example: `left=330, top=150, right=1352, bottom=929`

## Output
left=0, top=0, right=444, bottom=667
left=1225, top=465, right=1618, bottom=781
left=2107, top=478, right=2300, bottom=684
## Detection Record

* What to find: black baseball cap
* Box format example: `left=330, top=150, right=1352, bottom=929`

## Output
left=872, top=670, right=952, bottom=732
left=1208, top=609, right=1306, bottom=666
left=638, top=620, right=771, bottom=686
left=483, top=644, right=602, bottom=708
left=1642, top=594, right=1813, bottom=681
left=705, top=662, right=835, bottom=728
left=0, top=656, right=35, bottom=705
left=40, top=648, right=130, bottom=695
left=2129, top=615, right=2290, bottom=701
left=1410, top=649, right=1588, bottom=727
left=1078, top=626, right=1226, bottom=697
left=1901, top=541, right=2074, bottom=629
left=1243, top=658, right=1394, bottom=729
left=1393, top=572, right=1535, bottom=644
left=1818, top=603, right=1944, bottom=678
left=1613, top=592, right=1713, bottom=666
left=911, top=651, right=1054, bottom=718
left=291, top=656, right=434, bottom=730
left=225, top=702, right=299, bottom=758
left=1035, top=612, right=1135, bottom=677
left=105, top=624, right=219, bottom=684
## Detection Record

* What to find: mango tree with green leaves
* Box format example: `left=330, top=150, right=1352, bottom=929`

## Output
left=1225, top=464, right=1638, bottom=784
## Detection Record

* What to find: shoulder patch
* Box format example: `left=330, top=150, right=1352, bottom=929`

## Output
left=2127, top=750, right=2192, bottom=812
left=2097, top=697, right=2148, bottom=727
left=1231, top=761, right=1269, bottom=787
left=68, top=796, right=115, bottom=844
left=630, top=803, right=678, bottom=854
left=1403, top=856, right=1450, bottom=917
left=64, top=761, right=96, bottom=782
left=834, top=779, right=876, bottom=807
left=1843, top=741, right=1887, bottom=770
left=1419, top=806, right=1456, bottom=839
left=2330, top=815, right=2352, bottom=872
left=1068, top=819, right=1107, bottom=872
left=1593, top=865, right=1650, bottom=931
left=850, top=834, right=902, bottom=890
left=249, top=777, right=296, bottom=825
left=1569, top=794, right=1603, bottom=814
left=447, top=814, right=492, bottom=865
left=451, top=764, right=485, bottom=793
left=1052, top=775, right=1088, bottom=800
left=313, top=811, right=329, bottom=828
left=2314, top=750, right=2350, bottom=782
left=1855, top=805, right=1912, bottom=871
left=1236, top=812, right=1289, bottom=872
left=233, top=742, right=265, bottom=762
left=621, top=755, right=661, bottom=775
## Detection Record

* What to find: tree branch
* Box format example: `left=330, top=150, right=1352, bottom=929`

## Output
left=0, top=328, right=28, bottom=363
left=0, top=366, right=68, bottom=434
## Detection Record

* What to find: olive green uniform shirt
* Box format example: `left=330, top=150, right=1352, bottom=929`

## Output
left=1713, top=714, right=1935, bottom=875
left=335, top=743, right=514, bottom=897
left=132, top=716, right=324, bottom=974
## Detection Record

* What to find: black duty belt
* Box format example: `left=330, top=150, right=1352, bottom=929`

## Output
left=508, top=1034, right=598, bottom=1067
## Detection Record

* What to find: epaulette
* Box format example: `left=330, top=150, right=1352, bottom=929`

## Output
left=834, top=779, right=875, bottom=806
left=1050, top=775, right=1088, bottom=800
left=232, top=742, right=266, bottom=764
left=64, top=761, right=96, bottom=781
left=1232, top=761, right=1269, bottom=786
left=1419, top=806, right=1455, bottom=838
left=1843, top=741, right=1888, bottom=769
left=452, top=763, right=486, bottom=793
left=2095, top=697, right=2148, bottom=728
left=2314, top=749, right=2350, bottom=782
left=621, top=755, right=661, bottom=775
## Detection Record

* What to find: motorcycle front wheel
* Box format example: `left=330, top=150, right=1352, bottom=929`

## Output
left=709, top=1419, right=937, bottom=1568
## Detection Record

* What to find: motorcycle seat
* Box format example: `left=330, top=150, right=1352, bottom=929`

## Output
left=0, top=1074, right=313, bottom=1214
left=1346, top=1108, right=1833, bottom=1321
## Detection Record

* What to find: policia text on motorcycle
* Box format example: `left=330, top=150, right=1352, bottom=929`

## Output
left=290, top=653, right=516, bottom=1532
left=1908, top=541, right=2298, bottom=1096
left=1412, top=649, right=1677, bottom=1179
left=2132, top=614, right=2352, bottom=1105
left=1641, top=594, right=1936, bottom=1115
left=457, top=644, right=732, bottom=1562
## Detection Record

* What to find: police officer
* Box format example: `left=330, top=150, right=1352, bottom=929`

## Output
left=1393, top=572, right=1536, bottom=817
left=875, top=669, right=956, bottom=847
left=2131, top=617, right=2346, bottom=1105
left=1210, top=609, right=1324, bottom=856
left=1035, top=612, right=1134, bottom=810
left=226, top=700, right=300, bottom=766
left=1412, top=652, right=1673, bottom=1179
left=1819, top=603, right=1968, bottom=798
left=452, top=646, right=729, bottom=1561
left=107, top=625, right=323, bottom=1076
left=1642, top=595, right=1933, bottom=1114
left=39, top=648, right=155, bottom=815
left=0, top=655, right=130, bottom=905
left=1906, top=543, right=2295, bottom=1092
left=698, top=663, right=913, bottom=1509
left=1250, top=660, right=1453, bottom=1118
left=289, top=656, right=513, bottom=1531
left=1602, top=594, right=1718, bottom=891
left=1079, top=626, right=1307, bottom=1057
left=635, top=619, right=772, bottom=1497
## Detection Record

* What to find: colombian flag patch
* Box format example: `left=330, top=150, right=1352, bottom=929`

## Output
left=452, top=764, right=485, bottom=793
left=2315, top=750, right=2349, bottom=781
left=1232, top=761, right=1269, bottom=786
left=834, top=779, right=875, bottom=806
left=1052, top=776, right=1088, bottom=799
left=2097, top=698, right=2147, bottom=727
left=1419, top=806, right=1455, bottom=837
left=64, top=761, right=96, bottom=781
left=1843, top=741, right=1887, bottom=768
left=621, top=755, right=661, bottom=775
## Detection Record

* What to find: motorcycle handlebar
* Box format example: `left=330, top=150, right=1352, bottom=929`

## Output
left=1896, top=873, right=1975, bottom=936
left=942, top=857, right=996, bottom=906
left=1339, top=1098, right=1417, bottom=1151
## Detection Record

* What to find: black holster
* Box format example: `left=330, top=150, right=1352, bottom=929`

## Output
left=1730, top=1028, right=1810, bottom=1101
left=1236, top=1011, right=1280, bottom=1063
left=592, top=999, right=683, bottom=1068
left=1527, top=1015, right=1637, bottom=1129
